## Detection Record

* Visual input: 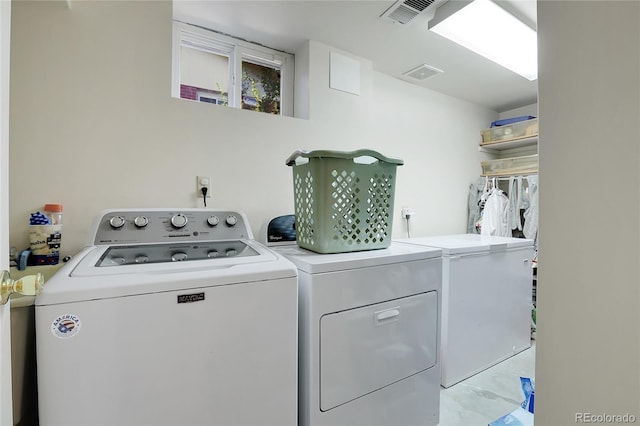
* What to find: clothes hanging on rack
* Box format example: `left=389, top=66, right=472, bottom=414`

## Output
left=519, top=176, right=531, bottom=229
left=508, top=176, right=531, bottom=231
left=481, top=187, right=511, bottom=237
left=467, top=174, right=538, bottom=239
left=523, top=175, right=538, bottom=242
left=467, top=177, right=487, bottom=234
left=508, top=177, right=520, bottom=231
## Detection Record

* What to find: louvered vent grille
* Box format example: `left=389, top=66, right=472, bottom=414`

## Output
left=380, top=0, right=438, bottom=24
left=404, top=0, right=434, bottom=12
left=403, top=64, right=443, bottom=81
left=387, top=5, right=420, bottom=24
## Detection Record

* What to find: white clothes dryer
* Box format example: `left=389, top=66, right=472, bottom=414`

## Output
left=397, top=234, right=534, bottom=388
left=36, top=209, right=298, bottom=426
left=264, top=215, right=442, bottom=426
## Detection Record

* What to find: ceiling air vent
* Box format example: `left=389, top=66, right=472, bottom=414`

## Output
left=380, top=0, right=436, bottom=24
left=402, top=64, right=443, bottom=81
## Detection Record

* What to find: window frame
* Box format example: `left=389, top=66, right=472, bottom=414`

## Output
left=172, top=21, right=294, bottom=116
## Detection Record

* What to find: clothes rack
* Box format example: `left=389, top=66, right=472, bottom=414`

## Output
left=468, top=174, right=539, bottom=243
left=482, top=174, right=537, bottom=190
left=481, top=173, right=538, bottom=180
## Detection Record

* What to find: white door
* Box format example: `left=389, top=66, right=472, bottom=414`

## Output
left=1, top=0, right=12, bottom=424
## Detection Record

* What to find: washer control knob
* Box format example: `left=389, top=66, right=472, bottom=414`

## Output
left=109, top=216, right=126, bottom=229
left=133, top=216, right=149, bottom=228
left=226, top=215, right=238, bottom=227
left=110, top=257, right=126, bottom=265
left=135, top=255, right=149, bottom=264
left=171, top=252, right=188, bottom=262
left=207, top=216, right=220, bottom=227
left=207, top=250, right=219, bottom=258
left=171, top=213, right=188, bottom=229
left=225, top=249, right=238, bottom=257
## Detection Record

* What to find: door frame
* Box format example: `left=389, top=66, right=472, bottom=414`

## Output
left=1, top=0, right=13, bottom=424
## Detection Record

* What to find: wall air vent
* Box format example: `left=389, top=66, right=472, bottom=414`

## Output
left=380, top=0, right=437, bottom=24
left=402, top=64, right=443, bottom=81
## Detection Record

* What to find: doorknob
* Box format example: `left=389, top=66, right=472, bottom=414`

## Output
left=1, top=270, right=44, bottom=305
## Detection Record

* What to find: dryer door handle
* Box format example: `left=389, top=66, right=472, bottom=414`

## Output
left=374, top=308, right=400, bottom=325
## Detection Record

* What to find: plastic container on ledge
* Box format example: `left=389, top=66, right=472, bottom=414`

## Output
left=44, top=204, right=63, bottom=225
left=29, top=204, right=63, bottom=265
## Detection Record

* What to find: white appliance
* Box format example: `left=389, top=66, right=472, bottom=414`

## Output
left=264, top=215, right=442, bottom=426
left=36, top=209, right=298, bottom=426
left=397, top=234, right=534, bottom=388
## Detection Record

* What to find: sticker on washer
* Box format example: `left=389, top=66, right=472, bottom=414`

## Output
left=51, top=314, right=81, bottom=339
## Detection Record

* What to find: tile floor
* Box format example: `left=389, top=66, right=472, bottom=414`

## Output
left=439, top=341, right=536, bottom=426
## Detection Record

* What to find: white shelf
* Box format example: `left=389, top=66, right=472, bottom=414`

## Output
left=479, top=136, right=538, bottom=153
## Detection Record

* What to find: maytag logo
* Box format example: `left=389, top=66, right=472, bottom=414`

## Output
left=177, top=292, right=205, bottom=304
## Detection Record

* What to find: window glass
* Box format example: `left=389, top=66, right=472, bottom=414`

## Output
left=180, top=46, right=229, bottom=105
left=241, top=61, right=281, bottom=115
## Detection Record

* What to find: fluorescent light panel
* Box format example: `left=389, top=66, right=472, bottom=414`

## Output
left=430, top=0, right=537, bottom=81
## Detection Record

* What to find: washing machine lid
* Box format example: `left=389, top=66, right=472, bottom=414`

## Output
left=71, top=239, right=281, bottom=276
left=272, top=242, right=442, bottom=274
left=396, top=236, right=491, bottom=256
left=36, top=240, right=297, bottom=305
left=93, top=240, right=259, bottom=268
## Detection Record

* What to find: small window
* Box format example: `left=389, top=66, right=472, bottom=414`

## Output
left=172, top=22, right=293, bottom=116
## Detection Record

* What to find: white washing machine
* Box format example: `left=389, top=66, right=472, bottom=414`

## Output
left=36, top=209, right=298, bottom=426
left=397, top=234, right=534, bottom=388
left=264, top=215, right=442, bottom=426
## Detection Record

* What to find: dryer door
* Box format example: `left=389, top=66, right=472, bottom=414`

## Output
left=319, top=291, right=438, bottom=411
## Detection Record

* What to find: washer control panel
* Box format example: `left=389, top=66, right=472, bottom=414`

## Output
left=91, top=209, right=251, bottom=245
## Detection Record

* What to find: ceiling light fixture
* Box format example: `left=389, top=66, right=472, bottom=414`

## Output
left=428, top=0, right=537, bottom=81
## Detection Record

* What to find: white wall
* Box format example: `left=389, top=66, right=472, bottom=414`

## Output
left=499, top=103, right=538, bottom=120
left=372, top=72, right=494, bottom=237
left=536, top=1, right=640, bottom=423
left=9, top=0, right=496, bottom=257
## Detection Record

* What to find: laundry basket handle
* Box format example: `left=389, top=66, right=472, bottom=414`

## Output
left=285, top=149, right=404, bottom=166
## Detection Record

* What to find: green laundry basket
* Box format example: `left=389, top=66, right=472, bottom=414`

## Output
left=285, top=149, right=403, bottom=254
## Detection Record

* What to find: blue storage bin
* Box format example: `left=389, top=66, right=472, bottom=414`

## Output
left=491, top=115, right=536, bottom=128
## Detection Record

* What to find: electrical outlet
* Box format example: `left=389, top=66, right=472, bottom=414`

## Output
left=197, top=176, right=212, bottom=198
left=401, top=207, right=414, bottom=219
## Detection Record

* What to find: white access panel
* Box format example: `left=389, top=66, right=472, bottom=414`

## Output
left=36, top=277, right=297, bottom=426
left=320, top=291, right=438, bottom=411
